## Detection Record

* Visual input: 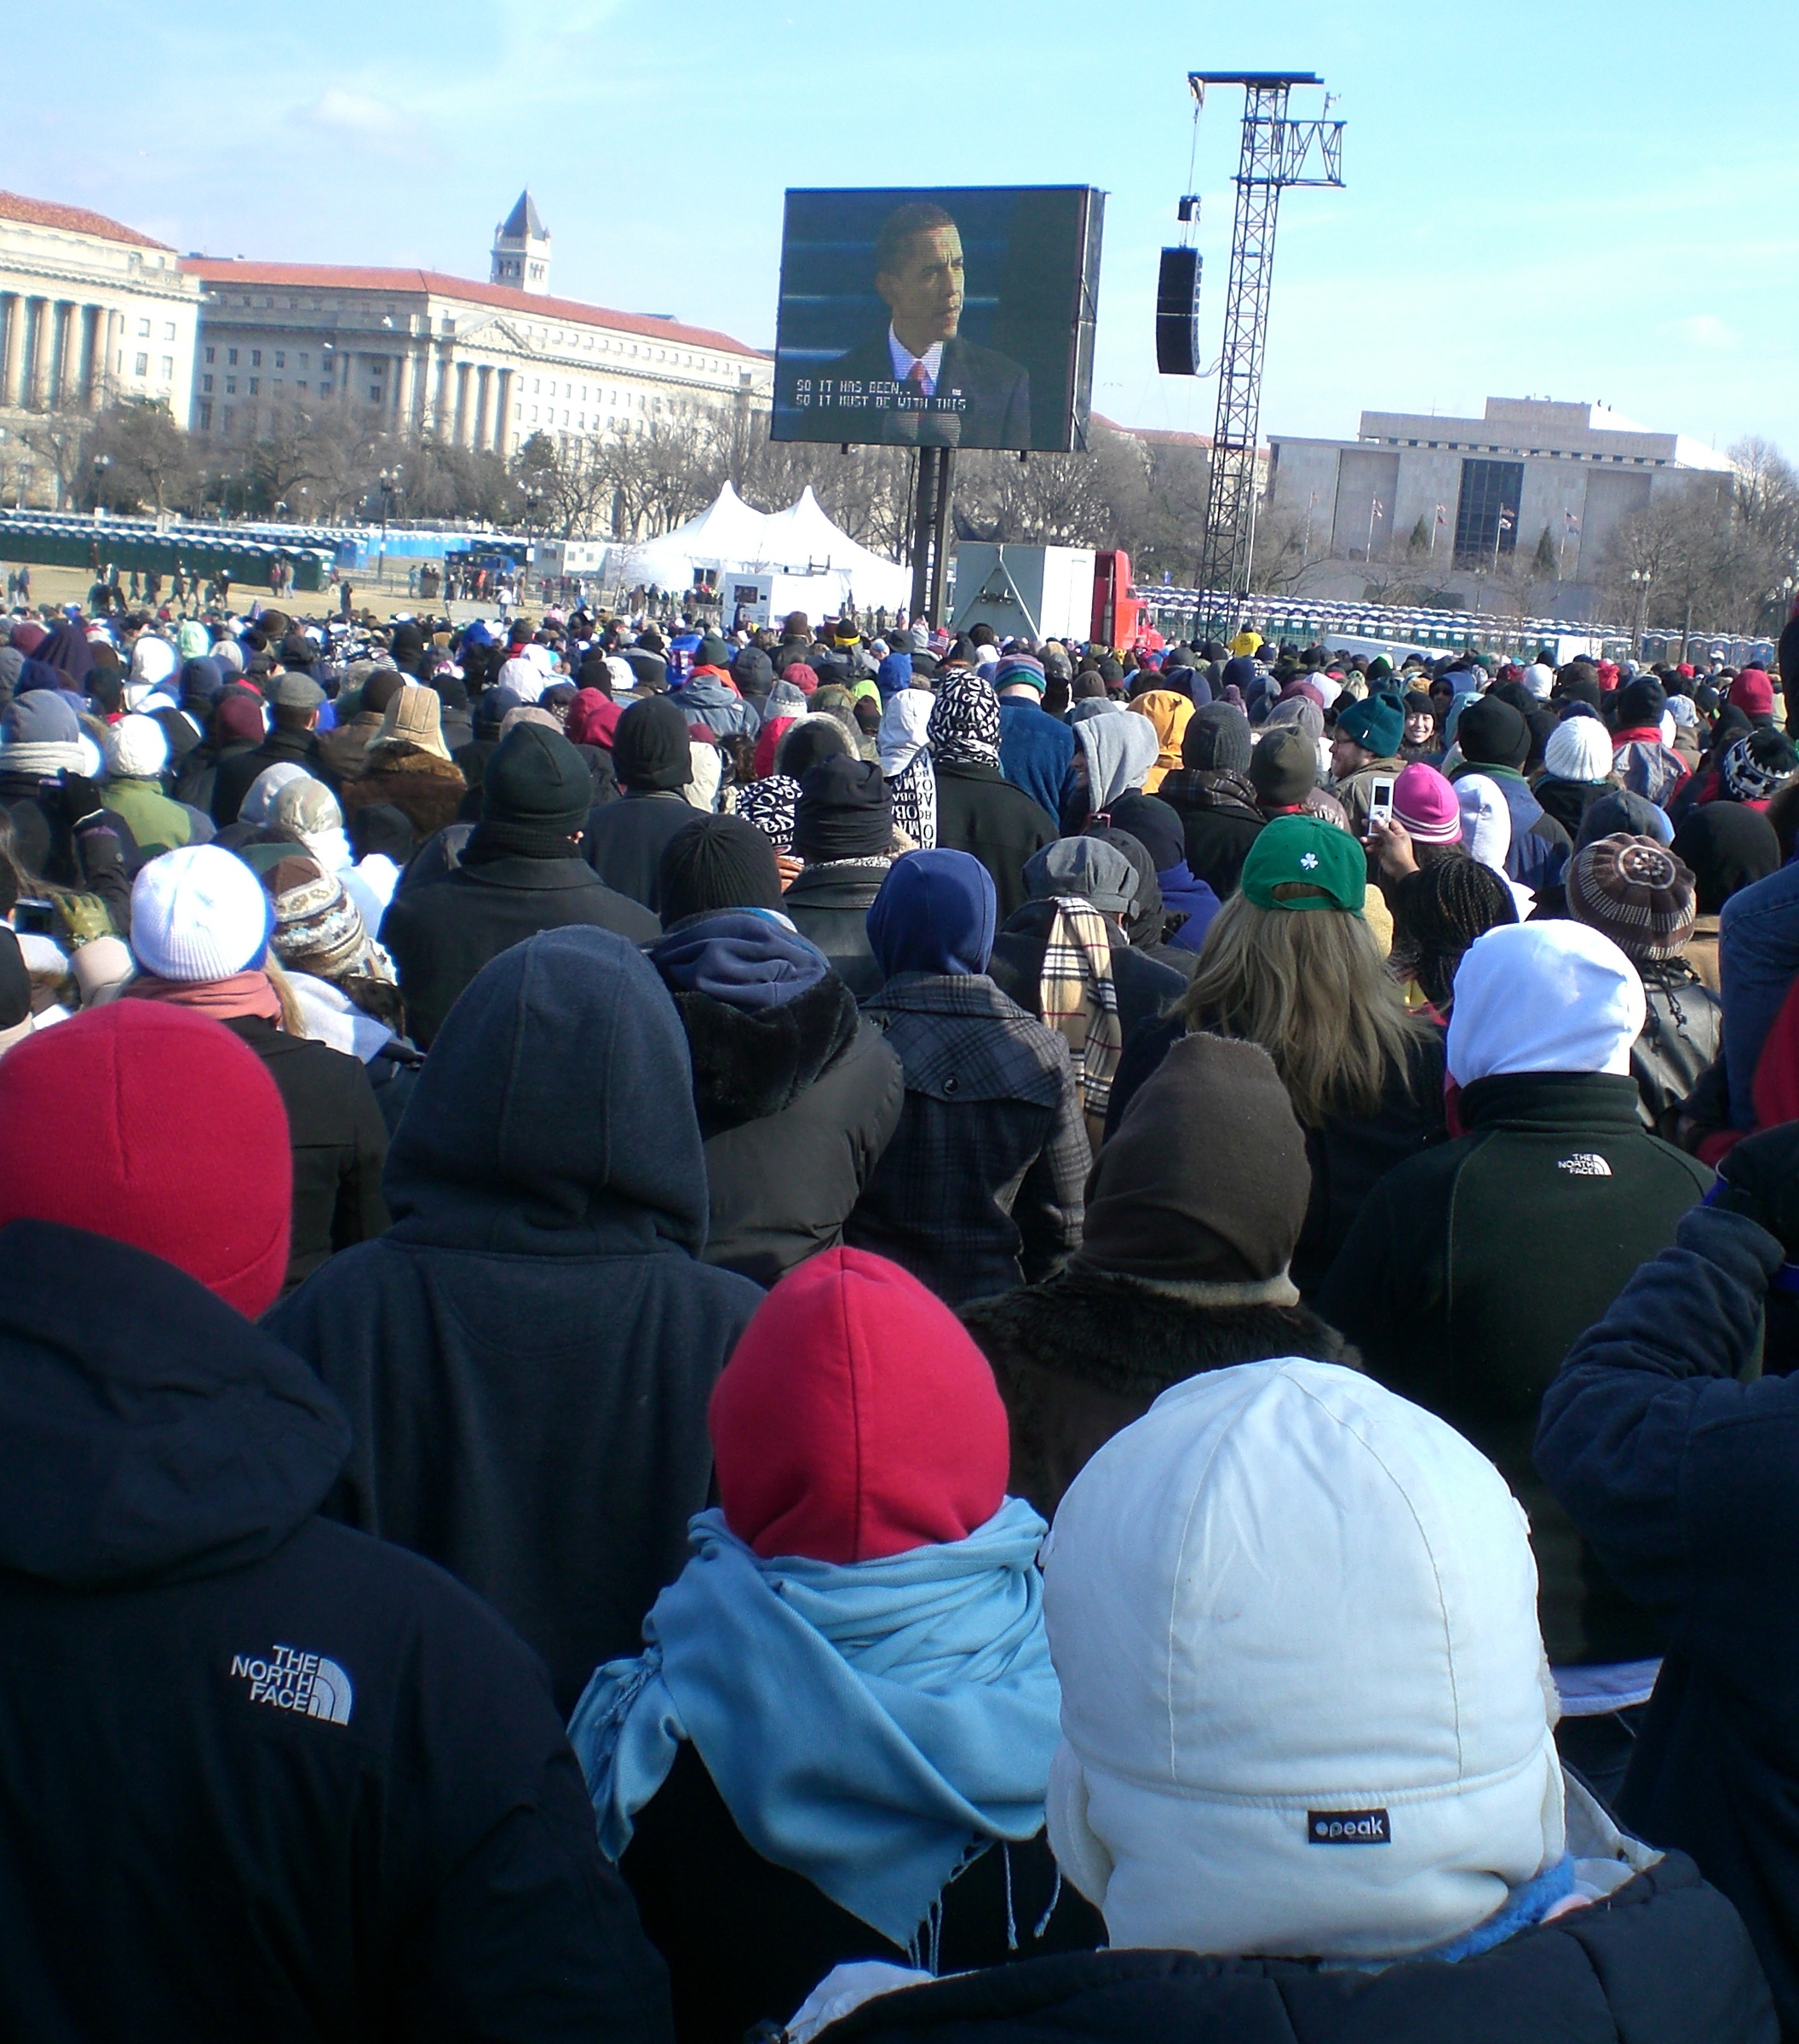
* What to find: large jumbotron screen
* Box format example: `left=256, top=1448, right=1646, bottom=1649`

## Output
left=770, top=186, right=1104, bottom=454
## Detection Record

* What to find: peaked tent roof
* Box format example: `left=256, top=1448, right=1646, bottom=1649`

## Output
left=500, top=190, right=546, bottom=240
left=617, top=483, right=907, bottom=608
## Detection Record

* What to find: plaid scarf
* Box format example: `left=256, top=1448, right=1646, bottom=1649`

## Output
left=1037, top=897, right=1122, bottom=1150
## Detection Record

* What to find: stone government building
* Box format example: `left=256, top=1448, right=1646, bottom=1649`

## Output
left=0, top=191, right=201, bottom=421
left=186, top=191, right=772, bottom=457
left=0, top=187, right=770, bottom=468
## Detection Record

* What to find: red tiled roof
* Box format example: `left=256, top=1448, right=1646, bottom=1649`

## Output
left=181, top=257, right=767, bottom=359
left=0, top=189, right=174, bottom=250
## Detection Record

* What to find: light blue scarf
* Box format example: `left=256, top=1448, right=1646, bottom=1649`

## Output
left=567, top=1496, right=1061, bottom=1947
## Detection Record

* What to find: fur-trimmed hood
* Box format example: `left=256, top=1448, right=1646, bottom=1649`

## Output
left=963, top=1268, right=1359, bottom=1519
left=671, top=973, right=862, bottom=1135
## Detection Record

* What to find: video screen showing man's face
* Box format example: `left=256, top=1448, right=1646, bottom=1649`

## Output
left=772, top=186, right=1102, bottom=454
left=877, top=213, right=965, bottom=355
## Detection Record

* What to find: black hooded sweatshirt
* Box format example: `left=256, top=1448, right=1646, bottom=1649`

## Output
left=0, top=1221, right=672, bottom=2044
left=267, top=926, right=763, bottom=1715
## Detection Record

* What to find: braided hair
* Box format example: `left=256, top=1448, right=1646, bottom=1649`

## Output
left=1392, top=852, right=1517, bottom=1012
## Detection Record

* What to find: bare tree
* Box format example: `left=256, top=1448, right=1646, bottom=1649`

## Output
left=16, top=410, right=92, bottom=509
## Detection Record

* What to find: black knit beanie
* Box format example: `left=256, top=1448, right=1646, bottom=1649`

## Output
left=1614, top=676, right=1667, bottom=731
left=1456, top=696, right=1531, bottom=771
left=658, top=814, right=783, bottom=924
left=614, top=695, right=694, bottom=792
left=468, top=724, right=594, bottom=862
left=792, top=755, right=894, bottom=862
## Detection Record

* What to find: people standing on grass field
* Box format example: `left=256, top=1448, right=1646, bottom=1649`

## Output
left=4, top=584, right=1799, bottom=2037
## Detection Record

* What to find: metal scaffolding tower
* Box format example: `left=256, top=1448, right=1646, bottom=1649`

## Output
left=1190, top=72, right=1344, bottom=633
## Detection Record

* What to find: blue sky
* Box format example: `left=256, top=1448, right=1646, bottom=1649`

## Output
left=8, top=0, right=1796, bottom=456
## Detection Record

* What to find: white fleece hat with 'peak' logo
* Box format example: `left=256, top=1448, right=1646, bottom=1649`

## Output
left=1042, top=1358, right=1564, bottom=1961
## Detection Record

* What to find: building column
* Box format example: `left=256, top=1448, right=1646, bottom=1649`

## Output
left=452, top=362, right=471, bottom=445
left=396, top=347, right=420, bottom=433
left=80, top=305, right=104, bottom=410
left=26, top=300, right=53, bottom=409
left=429, top=347, right=451, bottom=435
left=492, top=368, right=513, bottom=456
left=50, top=302, right=76, bottom=410
left=0, top=296, right=23, bottom=408
left=473, top=365, right=492, bottom=451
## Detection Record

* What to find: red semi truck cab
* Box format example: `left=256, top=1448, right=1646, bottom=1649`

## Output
left=1091, top=549, right=1145, bottom=650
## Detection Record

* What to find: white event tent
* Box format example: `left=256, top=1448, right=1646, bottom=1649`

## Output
left=614, top=483, right=909, bottom=612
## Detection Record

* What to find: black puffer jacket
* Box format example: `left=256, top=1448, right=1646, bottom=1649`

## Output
left=781, top=858, right=890, bottom=999
left=816, top=1852, right=1773, bottom=2044
left=653, top=922, right=905, bottom=1287
left=216, top=1014, right=390, bottom=1296
left=0, top=1222, right=673, bottom=2044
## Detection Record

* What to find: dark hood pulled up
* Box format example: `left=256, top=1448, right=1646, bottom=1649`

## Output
left=0, top=1221, right=349, bottom=1588
left=382, top=922, right=710, bottom=1258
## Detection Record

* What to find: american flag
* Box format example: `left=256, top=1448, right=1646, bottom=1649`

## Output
left=1434, top=504, right=1447, bottom=524
left=1565, top=510, right=1582, bottom=533
left=1371, top=498, right=1385, bottom=517
left=1497, top=511, right=1515, bottom=532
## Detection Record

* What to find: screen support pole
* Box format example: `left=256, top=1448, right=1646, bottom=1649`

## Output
left=909, top=445, right=955, bottom=629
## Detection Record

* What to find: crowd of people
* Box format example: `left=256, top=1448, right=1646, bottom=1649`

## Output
left=4, top=583, right=1799, bottom=2041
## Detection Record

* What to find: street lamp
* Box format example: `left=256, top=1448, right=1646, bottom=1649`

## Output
left=91, top=451, right=112, bottom=512
left=1629, top=567, right=1653, bottom=659
left=376, top=465, right=402, bottom=584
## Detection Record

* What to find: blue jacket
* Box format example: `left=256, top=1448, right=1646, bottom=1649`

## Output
left=675, top=672, right=760, bottom=739
left=1536, top=1203, right=1799, bottom=2032
left=1719, top=859, right=1799, bottom=1128
left=1155, top=861, right=1221, bottom=952
left=877, top=650, right=913, bottom=698
left=997, top=699, right=1077, bottom=826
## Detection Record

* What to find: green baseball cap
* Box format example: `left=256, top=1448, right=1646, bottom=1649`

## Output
left=1239, top=812, right=1366, bottom=916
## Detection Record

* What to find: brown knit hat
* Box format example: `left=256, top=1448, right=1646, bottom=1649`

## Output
left=368, top=681, right=451, bottom=761
left=1071, top=1031, right=1310, bottom=1301
left=264, top=855, right=371, bottom=979
left=1566, top=832, right=1695, bottom=962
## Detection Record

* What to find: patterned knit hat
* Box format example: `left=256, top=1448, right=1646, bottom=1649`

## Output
left=265, top=855, right=373, bottom=979
left=1566, top=833, right=1695, bottom=962
left=1720, top=727, right=1798, bottom=805
left=926, top=671, right=1002, bottom=768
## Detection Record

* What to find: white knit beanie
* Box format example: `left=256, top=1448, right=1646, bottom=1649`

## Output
left=1446, top=920, right=1644, bottom=1087
left=1043, top=1360, right=1563, bottom=1962
left=129, top=846, right=271, bottom=982
left=1543, top=715, right=1614, bottom=785
left=105, top=713, right=170, bottom=780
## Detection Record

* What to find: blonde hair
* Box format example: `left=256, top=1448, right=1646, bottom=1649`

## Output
left=265, top=956, right=312, bottom=1038
left=1179, top=893, right=1429, bottom=1126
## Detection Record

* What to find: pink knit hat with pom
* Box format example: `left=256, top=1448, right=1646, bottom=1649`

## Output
left=1393, top=761, right=1462, bottom=844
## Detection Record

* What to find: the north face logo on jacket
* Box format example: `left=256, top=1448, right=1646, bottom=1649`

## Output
left=1555, top=1153, right=1613, bottom=1177
left=230, top=1644, right=353, bottom=1725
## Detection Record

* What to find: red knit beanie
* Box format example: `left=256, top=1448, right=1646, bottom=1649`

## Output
left=0, top=1004, right=291, bottom=1318
left=710, top=1247, right=1009, bottom=1564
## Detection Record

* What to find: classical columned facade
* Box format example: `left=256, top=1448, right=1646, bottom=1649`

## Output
left=0, top=194, right=201, bottom=454
left=185, top=259, right=771, bottom=461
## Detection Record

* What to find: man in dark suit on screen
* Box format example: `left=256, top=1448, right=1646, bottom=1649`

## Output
left=821, top=202, right=1032, bottom=449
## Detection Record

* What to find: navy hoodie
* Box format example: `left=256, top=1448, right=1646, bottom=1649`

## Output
left=268, top=926, right=762, bottom=1715
left=1537, top=1203, right=1799, bottom=2034
left=0, top=1221, right=670, bottom=2043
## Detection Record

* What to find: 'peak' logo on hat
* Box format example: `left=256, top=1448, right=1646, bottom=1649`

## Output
left=1308, top=1808, right=1390, bottom=1845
